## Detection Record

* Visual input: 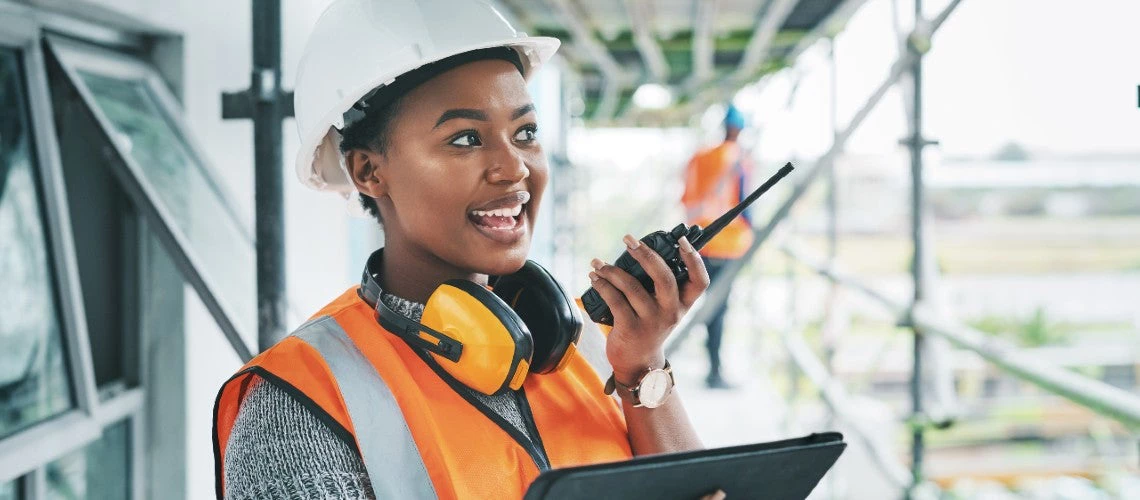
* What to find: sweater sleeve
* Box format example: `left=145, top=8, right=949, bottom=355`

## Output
left=223, top=376, right=376, bottom=500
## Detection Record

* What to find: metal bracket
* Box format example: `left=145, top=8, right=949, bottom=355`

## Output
left=898, top=136, right=940, bottom=148
left=221, top=87, right=294, bottom=120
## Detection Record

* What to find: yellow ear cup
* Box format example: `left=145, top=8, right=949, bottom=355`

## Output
left=421, top=282, right=532, bottom=395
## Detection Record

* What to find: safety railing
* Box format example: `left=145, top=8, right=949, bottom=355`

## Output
left=781, top=242, right=1140, bottom=433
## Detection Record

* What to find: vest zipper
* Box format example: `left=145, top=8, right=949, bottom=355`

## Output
left=416, top=350, right=552, bottom=471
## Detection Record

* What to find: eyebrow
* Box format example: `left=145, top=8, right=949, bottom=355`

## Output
left=433, top=104, right=536, bottom=129
left=511, top=103, right=535, bottom=121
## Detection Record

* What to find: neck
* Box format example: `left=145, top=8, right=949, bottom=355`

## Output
left=379, top=237, right=486, bottom=305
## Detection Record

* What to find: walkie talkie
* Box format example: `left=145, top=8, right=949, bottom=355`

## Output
left=581, top=163, right=795, bottom=326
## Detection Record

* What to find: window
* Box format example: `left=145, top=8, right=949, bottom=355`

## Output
left=48, top=37, right=255, bottom=361
left=75, top=68, right=256, bottom=339
left=0, top=47, right=73, bottom=439
left=0, top=479, right=17, bottom=500
left=51, top=61, right=142, bottom=395
left=45, top=419, right=131, bottom=500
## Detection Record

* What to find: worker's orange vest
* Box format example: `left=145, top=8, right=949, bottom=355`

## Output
left=682, top=142, right=754, bottom=259
left=213, top=287, right=632, bottom=499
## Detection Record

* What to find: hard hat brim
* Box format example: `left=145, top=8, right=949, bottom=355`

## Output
left=295, top=36, right=561, bottom=196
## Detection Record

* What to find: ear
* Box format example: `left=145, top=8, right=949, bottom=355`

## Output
left=344, top=149, right=388, bottom=198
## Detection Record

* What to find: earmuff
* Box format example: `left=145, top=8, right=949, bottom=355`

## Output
left=360, top=250, right=583, bottom=396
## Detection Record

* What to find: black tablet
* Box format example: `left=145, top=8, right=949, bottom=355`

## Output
left=524, top=432, right=846, bottom=500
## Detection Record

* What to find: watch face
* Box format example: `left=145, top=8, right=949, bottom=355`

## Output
left=639, top=370, right=671, bottom=408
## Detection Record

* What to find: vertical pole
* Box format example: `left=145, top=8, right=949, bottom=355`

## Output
left=825, top=37, right=839, bottom=363
left=907, top=0, right=927, bottom=495
left=252, top=0, right=287, bottom=352
left=786, top=237, right=799, bottom=404
left=825, top=36, right=840, bottom=500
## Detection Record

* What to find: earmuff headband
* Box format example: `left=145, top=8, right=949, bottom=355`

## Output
left=360, top=250, right=465, bottom=362
left=375, top=301, right=464, bottom=362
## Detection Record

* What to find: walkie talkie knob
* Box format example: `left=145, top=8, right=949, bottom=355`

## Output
left=670, top=223, right=688, bottom=240
left=686, top=225, right=703, bottom=244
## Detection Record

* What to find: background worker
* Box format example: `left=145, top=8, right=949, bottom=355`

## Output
left=213, top=1, right=711, bottom=498
left=681, top=105, right=755, bottom=389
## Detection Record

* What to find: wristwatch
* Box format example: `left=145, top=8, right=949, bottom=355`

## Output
left=604, top=360, right=674, bottom=408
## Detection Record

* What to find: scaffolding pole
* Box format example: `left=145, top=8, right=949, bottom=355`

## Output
left=824, top=35, right=841, bottom=500
left=665, top=0, right=965, bottom=358
left=904, top=0, right=939, bottom=493
left=222, top=0, right=294, bottom=353
left=782, top=242, right=1140, bottom=432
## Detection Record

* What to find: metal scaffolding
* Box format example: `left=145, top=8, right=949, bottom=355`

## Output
left=655, top=0, right=1140, bottom=495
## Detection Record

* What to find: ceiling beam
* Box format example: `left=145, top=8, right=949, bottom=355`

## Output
left=621, top=0, right=669, bottom=82
left=690, top=0, right=718, bottom=85
left=543, top=0, right=630, bottom=120
left=734, top=0, right=800, bottom=81
left=672, top=0, right=868, bottom=124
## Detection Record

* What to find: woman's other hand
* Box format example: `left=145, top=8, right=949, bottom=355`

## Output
left=589, top=233, right=710, bottom=382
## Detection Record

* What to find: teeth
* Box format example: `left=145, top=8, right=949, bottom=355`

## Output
left=471, top=205, right=523, bottom=218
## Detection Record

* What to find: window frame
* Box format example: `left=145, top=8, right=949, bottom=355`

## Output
left=46, top=35, right=255, bottom=362
left=0, top=5, right=101, bottom=482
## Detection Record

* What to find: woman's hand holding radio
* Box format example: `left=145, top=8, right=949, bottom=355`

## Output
left=589, top=233, right=710, bottom=384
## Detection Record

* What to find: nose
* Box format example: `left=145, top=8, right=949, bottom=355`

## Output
left=486, top=143, right=529, bottom=185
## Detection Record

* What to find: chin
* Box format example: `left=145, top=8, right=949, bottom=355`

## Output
left=474, top=245, right=530, bottom=276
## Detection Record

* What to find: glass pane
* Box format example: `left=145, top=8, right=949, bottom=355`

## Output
left=46, top=419, right=131, bottom=500
left=0, top=478, right=17, bottom=500
left=75, top=70, right=256, bottom=337
left=0, top=49, right=73, bottom=439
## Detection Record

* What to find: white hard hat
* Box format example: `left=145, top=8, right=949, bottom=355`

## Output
left=294, top=0, right=560, bottom=200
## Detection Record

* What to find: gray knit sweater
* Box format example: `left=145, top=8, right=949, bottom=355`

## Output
left=223, top=291, right=534, bottom=500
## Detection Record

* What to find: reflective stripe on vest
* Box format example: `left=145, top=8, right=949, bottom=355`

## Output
left=214, top=287, right=633, bottom=499
left=294, top=318, right=436, bottom=499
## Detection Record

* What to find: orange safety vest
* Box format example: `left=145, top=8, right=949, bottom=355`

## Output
left=682, top=142, right=754, bottom=259
left=213, top=287, right=632, bottom=499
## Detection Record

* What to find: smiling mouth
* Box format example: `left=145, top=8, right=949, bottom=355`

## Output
left=468, top=203, right=525, bottom=231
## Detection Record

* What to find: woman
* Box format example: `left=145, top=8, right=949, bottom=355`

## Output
left=213, top=0, right=711, bottom=498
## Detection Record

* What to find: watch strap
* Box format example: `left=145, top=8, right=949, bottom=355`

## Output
left=604, top=360, right=673, bottom=407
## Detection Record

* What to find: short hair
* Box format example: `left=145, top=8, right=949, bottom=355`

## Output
left=337, top=97, right=403, bottom=222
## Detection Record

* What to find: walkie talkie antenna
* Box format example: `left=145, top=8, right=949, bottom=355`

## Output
left=692, top=162, right=795, bottom=250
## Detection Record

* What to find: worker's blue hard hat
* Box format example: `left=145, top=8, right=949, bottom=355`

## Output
left=724, top=104, right=746, bottom=130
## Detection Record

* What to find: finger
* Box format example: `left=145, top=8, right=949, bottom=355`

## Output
left=588, top=271, right=637, bottom=324
left=591, top=258, right=657, bottom=318
left=699, top=489, right=726, bottom=500
left=677, top=236, right=711, bottom=307
left=622, top=234, right=680, bottom=311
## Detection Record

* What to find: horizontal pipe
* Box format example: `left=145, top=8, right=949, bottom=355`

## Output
left=783, top=330, right=914, bottom=489
left=781, top=243, right=1140, bottom=432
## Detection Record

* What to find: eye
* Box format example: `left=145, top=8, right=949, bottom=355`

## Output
left=514, top=125, right=538, bottom=143
left=449, top=131, right=482, bottom=147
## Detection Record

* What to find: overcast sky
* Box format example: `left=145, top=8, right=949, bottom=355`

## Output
left=740, top=0, right=1140, bottom=160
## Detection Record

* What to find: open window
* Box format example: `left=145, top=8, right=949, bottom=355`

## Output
left=46, top=37, right=256, bottom=362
